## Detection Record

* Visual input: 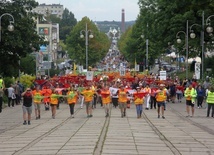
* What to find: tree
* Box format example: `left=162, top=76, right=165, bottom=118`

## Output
left=59, top=8, right=77, bottom=42
left=66, top=17, right=110, bottom=68
left=0, top=0, right=43, bottom=77
left=118, top=0, right=214, bottom=70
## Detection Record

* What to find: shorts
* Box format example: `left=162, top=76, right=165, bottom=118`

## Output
left=22, top=105, right=32, bottom=114
left=85, top=101, right=92, bottom=109
left=157, top=102, right=165, bottom=107
left=34, top=103, right=41, bottom=110
left=186, top=100, right=194, bottom=107
left=119, top=102, right=127, bottom=109
left=50, top=104, right=57, bottom=107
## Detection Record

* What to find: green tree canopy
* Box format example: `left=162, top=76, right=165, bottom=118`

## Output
left=66, top=17, right=110, bottom=68
left=0, top=0, right=43, bottom=77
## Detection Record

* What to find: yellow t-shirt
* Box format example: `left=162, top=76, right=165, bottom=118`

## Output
left=82, top=89, right=94, bottom=102
left=101, top=90, right=111, bottom=104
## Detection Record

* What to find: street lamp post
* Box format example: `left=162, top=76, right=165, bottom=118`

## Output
left=0, top=13, right=15, bottom=42
left=189, top=12, right=205, bottom=80
left=176, top=20, right=189, bottom=79
left=141, top=23, right=149, bottom=70
left=80, top=23, right=93, bottom=70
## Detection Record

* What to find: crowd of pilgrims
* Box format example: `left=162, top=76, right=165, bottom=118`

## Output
left=15, top=73, right=213, bottom=126
left=1, top=73, right=212, bottom=125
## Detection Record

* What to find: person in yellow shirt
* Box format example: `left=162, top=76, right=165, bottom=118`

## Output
left=118, top=84, right=128, bottom=118
left=101, top=85, right=111, bottom=117
left=32, top=86, right=42, bottom=120
left=133, top=87, right=145, bottom=118
left=50, top=89, right=60, bottom=119
left=81, top=85, right=95, bottom=118
left=155, top=84, right=168, bottom=119
left=184, top=84, right=197, bottom=117
left=67, top=86, right=79, bottom=118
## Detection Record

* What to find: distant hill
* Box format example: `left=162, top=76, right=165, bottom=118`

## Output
left=95, top=21, right=135, bottom=33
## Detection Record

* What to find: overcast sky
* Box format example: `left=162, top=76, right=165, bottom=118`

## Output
left=35, top=0, right=140, bottom=21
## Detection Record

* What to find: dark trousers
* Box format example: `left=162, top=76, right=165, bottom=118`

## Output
left=93, top=96, right=97, bottom=108
left=69, top=103, right=75, bottom=115
left=8, top=97, right=15, bottom=107
left=207, top=103, right=214, bottom=117
left=15, top=94, right=20, bottom=105
left=0, top=97, right=2, bottom=112
left=197, top=96, right=204, bottom=107
left=150, top=96, right=156, bottom=109
left=98, top=96, right=103, bottom=107
left=112, top=98, right=118, bottom=108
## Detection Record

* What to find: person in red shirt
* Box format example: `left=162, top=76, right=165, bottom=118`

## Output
left=41, top=86, right=52, bottom=111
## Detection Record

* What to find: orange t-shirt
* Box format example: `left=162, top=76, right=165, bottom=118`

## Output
left=82, top=89, right=94, bottom=102
left=32, top=90, right=42, bottom=103
left=67, top=91, right=78, bottom=104
left=118, top=89, right=128, bottom=103
left=101, top=90, right=111, bottom=104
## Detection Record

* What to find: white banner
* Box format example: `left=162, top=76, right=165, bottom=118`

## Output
left=120, top=66, right=125, bottom=76
left=159, top=71, right=166, bottom=80
left=195, top=62, right=200, bottom=79
left=135, top=64, right=139, bottom=71
left=86, top=71, right=94, bottom=81
left=78, top=65, right=83, bottom=73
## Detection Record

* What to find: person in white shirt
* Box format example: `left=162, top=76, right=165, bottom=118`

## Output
left=7, top=84, right=15, bottom=107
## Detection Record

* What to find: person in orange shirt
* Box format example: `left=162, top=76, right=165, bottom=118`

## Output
left=81, top=85, right=95, bottom=118
left=50, top=89, right=60, bottom=119
left=155, top=84, right=168, bottom=119
left=32, top=86, right=42, bottom=120
left=118, top=84, right=128, bottom=118
left=67, top=86, right=79, bottom=118
left=133, top=87, right=145, bottom=118
left=41, top=86, right=52, bottom=111
left=101, top=85, right=111, bottom=117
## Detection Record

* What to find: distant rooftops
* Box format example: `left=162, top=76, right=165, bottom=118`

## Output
left=39, top=3, right=63, bottom=6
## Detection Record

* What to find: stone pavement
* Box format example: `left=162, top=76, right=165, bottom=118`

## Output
left=0, top=100, right=213, bottom=155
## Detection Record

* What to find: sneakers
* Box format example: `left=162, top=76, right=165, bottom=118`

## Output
left=28, top=121, right=31, bottom=125
left=52, top=115, right=55, bottom=119
left=71, top=115, right=74, bottom=118
left=105, top=113, right=109, bottom=117
left=162, top=116, right=165, bottom=119
left=145, top=108, right=149, bottom=110
left=23, top=121, right=27, bottom=125
left=87, top=115, right=93, bottom=118
left=158, top=115, right=160, bottom=118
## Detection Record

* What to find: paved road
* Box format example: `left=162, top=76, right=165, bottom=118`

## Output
left=0, top=100, right=213, bottom=155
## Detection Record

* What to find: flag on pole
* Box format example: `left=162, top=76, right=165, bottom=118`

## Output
left=73, top=63, right=77, bottom=73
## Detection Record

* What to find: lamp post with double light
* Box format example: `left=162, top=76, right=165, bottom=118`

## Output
left=176, top=20, right=189, bottom=79
left=0, top=13, right=15, bottom=42
left=80, top=23, right=93, bottom=70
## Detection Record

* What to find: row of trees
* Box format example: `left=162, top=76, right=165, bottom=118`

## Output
left=118, top=0, right=214, bottom=73
left=0, top=0, right=110, bottom=78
